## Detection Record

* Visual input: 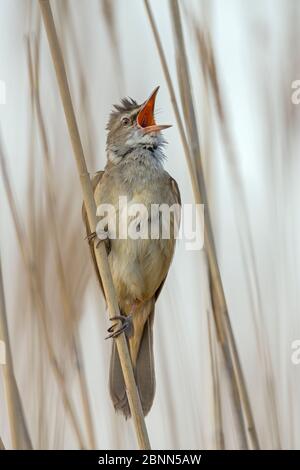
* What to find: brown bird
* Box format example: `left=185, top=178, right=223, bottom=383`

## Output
left=83, top=86, right=181, bottom=417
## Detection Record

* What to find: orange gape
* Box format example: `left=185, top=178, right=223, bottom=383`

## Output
left=137, top=88, right=157, bottom=128
left=137, top=86, right=172, bottom=133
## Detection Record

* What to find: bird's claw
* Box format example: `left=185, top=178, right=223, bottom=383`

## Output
left=85, top=231, right=106, bottom=249
left=85, top=232, right=97, bottom=244
left=105, top=315, right=133, bottom=339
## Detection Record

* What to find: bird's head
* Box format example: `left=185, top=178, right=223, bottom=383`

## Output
left=106, top=86, right=171, bottom=164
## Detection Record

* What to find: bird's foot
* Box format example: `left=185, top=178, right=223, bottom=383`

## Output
left=85, top=230, right=107, bottom=248
left=105, top=315, right=133, bottom=339
left=85, top=231, right=97, bottom=245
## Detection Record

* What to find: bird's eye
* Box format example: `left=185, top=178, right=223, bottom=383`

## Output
left=121, top=117, right=130, bottom=126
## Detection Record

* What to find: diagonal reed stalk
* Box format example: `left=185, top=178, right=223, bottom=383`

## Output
left=38, top=0, right=150, bottom=450
left=144, top=0, right=259, bottom=449
left=26, top=33, right=97, bottom=450
left=0, top=253, right=33, bottom=449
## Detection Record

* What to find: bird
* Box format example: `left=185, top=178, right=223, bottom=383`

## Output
left=83, top=86, right=181, bottom=418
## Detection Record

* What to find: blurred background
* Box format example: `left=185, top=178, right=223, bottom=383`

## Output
left=0, top=0, right=300, bottom=450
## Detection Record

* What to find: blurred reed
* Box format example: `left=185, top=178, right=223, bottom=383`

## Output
left=144, top=0, right=259, bottom=449
left=0, top=140, right=86, bottom=449
left=193, top=22, right=281, bottom=448
left=100, top=0, right=124, bottom=88
left=25, top=30, right=96, bottom=450
left=0, top=249, right=32, bottom=449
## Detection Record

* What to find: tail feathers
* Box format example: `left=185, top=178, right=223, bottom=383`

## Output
left=109, top=339, right=131, bottom=418
left=135, top=311, right=155, bottom=415
left=109, top=309, right=155, bottom=418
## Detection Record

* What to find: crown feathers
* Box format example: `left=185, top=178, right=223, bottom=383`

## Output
left=112, top=97, right=138, bottom=113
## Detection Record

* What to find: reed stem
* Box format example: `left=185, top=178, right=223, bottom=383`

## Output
left=0, top=253, right=32, bottom=449
left=38, top=0, right=150, bottom=450
left=0, top=436, right=5, bottom=450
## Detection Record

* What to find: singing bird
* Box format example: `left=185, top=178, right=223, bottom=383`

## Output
left=83, top=86, right=181, bottom=417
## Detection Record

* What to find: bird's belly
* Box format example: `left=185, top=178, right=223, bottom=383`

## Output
left=102, top=180, right=177, bottom=311
left=109, top=236, right=173, bottom=311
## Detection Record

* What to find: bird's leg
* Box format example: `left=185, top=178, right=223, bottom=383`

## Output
left=105, top=314, right=133, bottom=339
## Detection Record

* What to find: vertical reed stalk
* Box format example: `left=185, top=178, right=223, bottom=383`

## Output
left=38, top=0, right=150, bottom=450
left=0, top=253, right=32, bottom=449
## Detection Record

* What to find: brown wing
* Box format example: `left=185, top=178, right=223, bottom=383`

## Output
left=170, top=176, right=181, bottom=206
left=82, top=171, right=108, bottom=299
left=155, top=176, right=181, bottom=301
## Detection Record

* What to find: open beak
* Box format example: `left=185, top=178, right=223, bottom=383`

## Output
left=137, top=86, right=172, bottom=134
